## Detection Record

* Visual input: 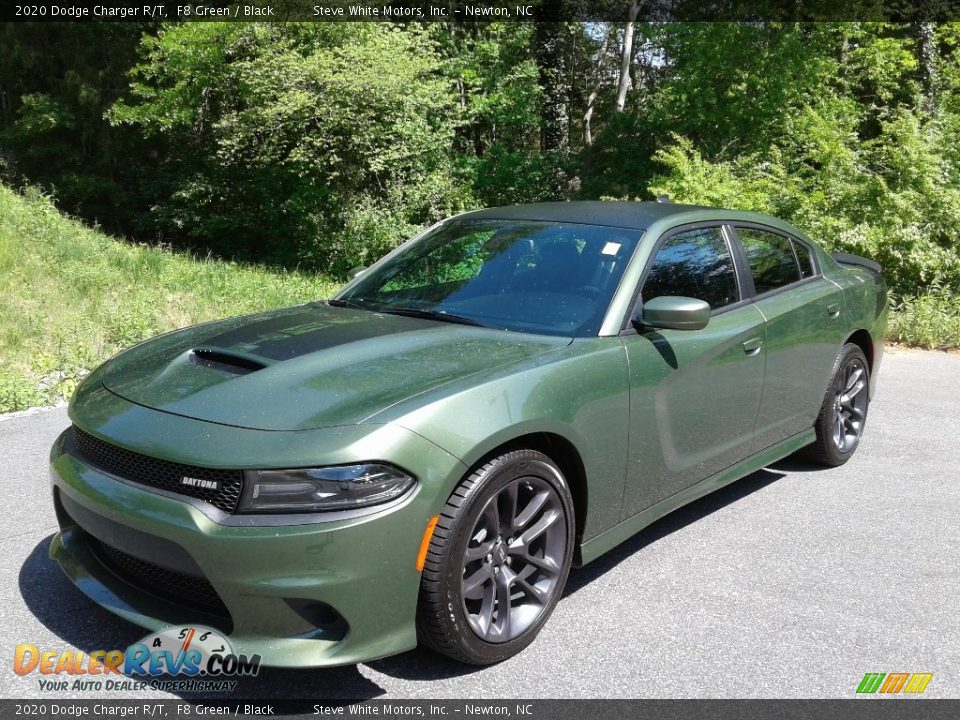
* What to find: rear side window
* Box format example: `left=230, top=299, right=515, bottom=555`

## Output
left=737, top=228, right=800, bottom=294
left=792, top=240, right=816, bottom=279
left=642, top=227, right=739, bottom=310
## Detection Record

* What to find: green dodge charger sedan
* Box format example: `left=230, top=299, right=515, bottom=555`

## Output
left=50, top=201, right=887, bottom=666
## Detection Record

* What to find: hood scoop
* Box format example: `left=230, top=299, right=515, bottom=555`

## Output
left=188, top=347, right=268, bottom=376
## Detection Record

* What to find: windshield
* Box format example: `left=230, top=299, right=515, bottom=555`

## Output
left=336, top=219, right=644, bottom=336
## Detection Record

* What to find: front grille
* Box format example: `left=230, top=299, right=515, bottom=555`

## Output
left=72, top=426, right=243, bottom=513
left=89, top=536, right=231, bottom=620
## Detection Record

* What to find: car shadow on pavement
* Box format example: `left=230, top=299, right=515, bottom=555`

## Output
left=19, top=536, right=386, bottom=703
left=365, top=645, right=491, bottom=682
left=770, top=457, right=830, bottom=473
left=563, top=467, right=786, bottom=596
left=367, top=465, right=791, bottom=683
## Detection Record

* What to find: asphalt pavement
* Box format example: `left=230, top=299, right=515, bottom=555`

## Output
left=1, top=347, right=958, bottom=700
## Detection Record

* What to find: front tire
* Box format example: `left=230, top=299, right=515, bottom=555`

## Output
left=803, top=343, right=870, bottom=467
left=416, top=449, right=575, bottom=665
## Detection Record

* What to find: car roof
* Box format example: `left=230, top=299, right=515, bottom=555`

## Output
left=456, top=201, right=719, bottom=231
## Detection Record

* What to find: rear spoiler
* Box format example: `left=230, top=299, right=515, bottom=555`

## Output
left=832, top=252, right=882, bottom=275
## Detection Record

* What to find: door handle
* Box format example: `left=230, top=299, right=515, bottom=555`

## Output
left=827, top=302, right=841, bottom=318
left=742, top=338, right=763, bottom=356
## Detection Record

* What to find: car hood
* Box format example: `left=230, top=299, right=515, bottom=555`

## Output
left=101, top=304, right=570, bottom=431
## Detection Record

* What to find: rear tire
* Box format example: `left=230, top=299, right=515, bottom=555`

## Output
left=416, top=449, right=575, bottom=665
left=803, top=343, right=870, bottom=467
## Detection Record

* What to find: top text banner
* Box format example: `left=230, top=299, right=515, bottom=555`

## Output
left=3, top=0, right=960, bottom=22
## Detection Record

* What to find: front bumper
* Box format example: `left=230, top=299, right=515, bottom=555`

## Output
left=48, top=414, right=465, bottom=668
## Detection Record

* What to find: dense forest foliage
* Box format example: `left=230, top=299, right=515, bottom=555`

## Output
left=2, top=21, right=959, bottom=304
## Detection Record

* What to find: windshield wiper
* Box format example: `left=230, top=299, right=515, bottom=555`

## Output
left=329, top=299, right=491, bottom=328
left=326, top=298, right=369, bottom=310
left=378, top=307, right=488, bottom=328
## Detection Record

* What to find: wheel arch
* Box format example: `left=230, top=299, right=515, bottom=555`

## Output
left=460, top=431, right=589, bottom=557
left=845, top=328, right=874, bottom=374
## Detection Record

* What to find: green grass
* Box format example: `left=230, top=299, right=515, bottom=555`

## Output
left=888, top=288, right=960, bottom=351
left=0, top=185, right=341, bottom=412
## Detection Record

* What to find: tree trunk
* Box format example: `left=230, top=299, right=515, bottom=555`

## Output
left=582, top=28, right=610, bottom=147
left=583, top=89, right=598, bottom=147
left=535, top=18, right=570, bottom=153
left=615, top=0, right=642, bottom=113
left=917, top=21, right=939, bottom=113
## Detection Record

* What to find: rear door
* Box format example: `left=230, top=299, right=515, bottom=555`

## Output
left=730, top=225, right=847, bottom=452
left=619, top=224, right=766, bottom=518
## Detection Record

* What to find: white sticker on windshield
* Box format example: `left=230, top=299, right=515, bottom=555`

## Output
left=602, top=242, right=621, bottom=256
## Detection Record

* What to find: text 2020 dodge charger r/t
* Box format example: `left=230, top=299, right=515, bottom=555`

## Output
left=49, top=202, right=887, bottom=666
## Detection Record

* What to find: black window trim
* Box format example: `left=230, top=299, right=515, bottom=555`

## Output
left=619, top=221, right=750, bottom=335
left=727, top=222, right=824, bottom=302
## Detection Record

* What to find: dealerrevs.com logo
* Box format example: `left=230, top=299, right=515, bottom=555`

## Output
left=14, top=626, right=260, bottom=693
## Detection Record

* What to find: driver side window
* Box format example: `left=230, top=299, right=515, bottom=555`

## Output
left=642, top=227, right=739, bottom=310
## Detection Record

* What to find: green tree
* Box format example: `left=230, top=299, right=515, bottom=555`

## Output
left=0, top=23, right=154, bottom=230
left=111, top=23, right=464, bottom=273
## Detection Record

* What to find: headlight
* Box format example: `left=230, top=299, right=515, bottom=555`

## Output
left=238, top=463, right=415, bottom=513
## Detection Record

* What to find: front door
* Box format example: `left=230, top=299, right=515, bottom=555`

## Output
left=620, top=225, right=766, bottom=519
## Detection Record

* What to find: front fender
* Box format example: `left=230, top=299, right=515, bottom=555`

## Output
left=375, top=338, right=631, bottom=541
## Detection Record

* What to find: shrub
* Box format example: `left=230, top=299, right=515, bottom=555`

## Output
left=889, top=288, right=960, bottom=350
left=649, top=108, right=960, bottom=298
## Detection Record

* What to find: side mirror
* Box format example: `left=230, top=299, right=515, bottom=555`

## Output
left=636, top=296, right=711, bottom=331
left=347, top=266, right=368, bottom=281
